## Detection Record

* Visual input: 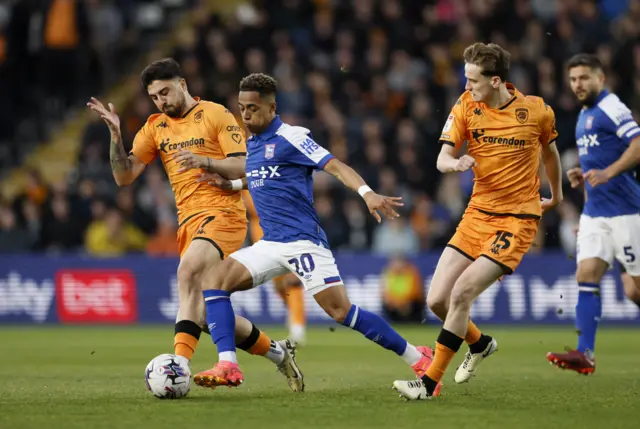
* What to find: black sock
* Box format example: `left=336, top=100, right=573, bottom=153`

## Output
left=469, top=334, right=492, bottom=354
left=236, top=323, right=261, bottom=351
left=420, top=375, right=439, bottom=395
left=175, top=320, right=202, bottom=339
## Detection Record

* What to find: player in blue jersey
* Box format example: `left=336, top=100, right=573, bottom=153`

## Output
left=547, top=54, right=640, bottom=374
left=191, top=73, right=441, bottom=392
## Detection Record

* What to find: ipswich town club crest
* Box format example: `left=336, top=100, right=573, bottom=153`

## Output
left=265, top=144, right=276, bottom=159
left=586, top=115, right=594, bottom=130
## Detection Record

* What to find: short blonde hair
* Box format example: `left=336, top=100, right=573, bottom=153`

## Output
left=463, top=43, right=511, bottom=81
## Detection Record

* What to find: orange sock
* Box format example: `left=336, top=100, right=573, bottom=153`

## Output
left=464, top=320, right=482, bottom=345
left=174, top=332, right=199, bottom=360
left=287, top=286, right=306, bottom=327
left=425, top=330, right=464, bottom=384
left=247, top=331, right=271, bottom=355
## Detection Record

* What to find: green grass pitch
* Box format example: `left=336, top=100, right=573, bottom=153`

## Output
left=1, top=325, right=639, bottom=429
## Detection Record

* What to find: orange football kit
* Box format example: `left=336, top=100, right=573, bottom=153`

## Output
left=131, top=100, right=248, bottom=258
left=441, top=84, right=558, bottom=273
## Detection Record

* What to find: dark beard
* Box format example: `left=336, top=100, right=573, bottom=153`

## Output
left=164, top=105, right=182, bottom=118
left=581, top=90, right=600, bottom=108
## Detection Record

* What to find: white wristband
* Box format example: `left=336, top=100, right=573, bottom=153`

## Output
left=357, top=185, right=373, bottom=197
left=230, top=179, right=243, bottom=191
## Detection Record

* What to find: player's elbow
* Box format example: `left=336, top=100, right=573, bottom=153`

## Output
left=113, top=173, right=133, bottom=187
left=436, top=156, right=451, bottom=173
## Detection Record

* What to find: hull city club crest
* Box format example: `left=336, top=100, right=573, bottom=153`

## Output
left=515, top=108, right=529, bottom=124
left=265, top=144, right=276, bottom=159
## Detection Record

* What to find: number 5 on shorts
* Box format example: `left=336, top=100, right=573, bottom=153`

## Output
left=624, top=246, right=636, bottom=263
left=288, top=253, right=315, bottom=277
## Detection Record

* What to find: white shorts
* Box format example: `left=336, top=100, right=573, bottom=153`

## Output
left=577, top=213, right=640, bottom=276
left=229, top=240, right=343, bottom=295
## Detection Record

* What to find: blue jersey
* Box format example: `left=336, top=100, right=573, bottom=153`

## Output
left=245, top=116, right=334, bottom=247
left=576, top=90, right=640, bottom=217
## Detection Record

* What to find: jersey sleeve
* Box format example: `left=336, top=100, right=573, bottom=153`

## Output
left=208, top=106, right=247, bottom=157
left=440, top=97, right=468, bottom=150
left=280, top=126, right=334, bottom=169
left=539, top=102, right=559, bottom=145
left=130, top=118, right=158, bottom=164
left=599, top=96, right=640, bottom=145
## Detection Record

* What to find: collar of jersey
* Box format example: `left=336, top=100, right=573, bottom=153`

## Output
left=497, top=83, right=519, bottom=110
left=253, top=115, right=283, bottom=140
left=165, top=97, right=201, bottom=121
left=594, top=89, right=609, bottom=105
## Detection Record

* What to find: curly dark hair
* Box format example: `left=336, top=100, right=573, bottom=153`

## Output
left=239, top=73, right=277, bottom=97
left=140, top=58, right=184, bottom=89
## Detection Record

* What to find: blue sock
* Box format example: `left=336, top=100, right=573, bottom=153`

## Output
left=576, top=282, right=602, bottom=353
left=203, top=290, right=236, bottom=354
left=341, top=304, right=408, bottom=355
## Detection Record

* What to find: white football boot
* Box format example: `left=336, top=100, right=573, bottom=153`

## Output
left=454, top=337, right=498, bottom=383
left=276, top=339, right=305, bottom=392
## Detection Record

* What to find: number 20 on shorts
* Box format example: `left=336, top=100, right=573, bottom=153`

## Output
left=288, top=254, right=316, bottom=277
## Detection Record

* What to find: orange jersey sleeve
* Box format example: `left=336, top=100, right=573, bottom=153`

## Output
left=458, top=86, right=556, bottom=217
left=538, top=101, right=559, bottom=146
left=204, top=105, right=248, bottom=157
left=440, top=96, right=469, bottom=150
left=130, top=114, right=161, bottom=164
left=148, top=101, right=247, bottom=223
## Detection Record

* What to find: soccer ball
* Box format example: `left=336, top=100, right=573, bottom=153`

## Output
left=144, top=354, right=191, bottom=399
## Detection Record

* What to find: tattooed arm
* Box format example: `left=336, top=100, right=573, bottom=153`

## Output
left=109, top=130, right=146, bottom=186
left=88, top=98, right=146, bottom=186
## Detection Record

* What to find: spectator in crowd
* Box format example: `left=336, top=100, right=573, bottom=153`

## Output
left=381, top=255, right=425, bottom=323
left=85, top=207, right=146, bottom=257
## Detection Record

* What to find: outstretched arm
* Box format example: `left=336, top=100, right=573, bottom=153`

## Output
left=323, top=159, right=403, bottom=222
left=173, top=150, right=246, bottom=179
left=197, top=173, right=247, bottom=191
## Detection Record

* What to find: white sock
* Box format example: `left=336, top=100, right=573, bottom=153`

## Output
left=401, top=343, right=423, bottom=366
left=219, top=351, right=238, bottom=364
left=289, top=324, right=306, bottom=341
left=264, top=340, right=285, bottom=365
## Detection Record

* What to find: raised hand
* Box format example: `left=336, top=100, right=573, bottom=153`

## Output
left=87, top=97, right=120, bottom=133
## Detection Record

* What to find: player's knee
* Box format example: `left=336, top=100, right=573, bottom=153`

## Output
left=576, top=262, right=606, bottom=284
left=177, top=260, right=202, bottom=291
left=449, top=284, right=474, bottom=310
left=426, top=294, right=448, bottom=320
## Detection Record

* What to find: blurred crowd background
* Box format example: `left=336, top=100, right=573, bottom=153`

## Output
left=0, top=0, right=638, bottom=259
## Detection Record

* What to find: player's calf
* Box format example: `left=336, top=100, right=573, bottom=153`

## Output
left=313, top=285, right=431, bottom=375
